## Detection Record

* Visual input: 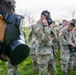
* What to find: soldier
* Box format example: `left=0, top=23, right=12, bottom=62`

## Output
left=29, top=27, right=39, bottom=72
left=72, top=29, right=76, bottom=69
left=59, top=22, right=75, bottom=75
left=0, top=0, right=22, bottom=75
left=72, top=25, right=76, bottom=42
left=50, top=21, right=59, bottom=52
left=58, top=20, right=68, bottom=53
left=29, top=10, right=56, bottom=75
left=71, top=19, right=76, bottom=69
left=59, top=20, right=68, bottom=31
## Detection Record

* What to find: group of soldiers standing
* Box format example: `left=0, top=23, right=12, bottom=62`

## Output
left=29, top=10, right=76, bottom=75
left=1, top=0, right=76, bottom=75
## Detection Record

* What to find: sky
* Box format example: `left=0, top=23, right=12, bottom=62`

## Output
left=15, top=0, right=76, bottom=20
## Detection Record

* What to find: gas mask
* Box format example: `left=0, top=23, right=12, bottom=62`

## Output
left=0, top=10, right=30, bottom=66
left=46, top=17, right=52, bottom=25
left=41, top=10, right=52, bottom=25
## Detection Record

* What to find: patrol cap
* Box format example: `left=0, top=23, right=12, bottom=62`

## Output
left=41, top=10, right=50, bottom=18
left=68, top=22, right=75, bottom=27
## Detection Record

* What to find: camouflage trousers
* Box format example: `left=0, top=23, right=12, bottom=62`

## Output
left=29, top=47, right=38, bottom=71
left=73, top=54, right=76, bottom=67
left=0, top=53, right=18, bottom=75
left=53, top=41, right=59, bottom=50
left=69, top=52, right=76, bottom=68
left=36, top=46, right=56, bottom=75
left=60, top=46, right=73, bottom=73
left=6, top=61, right=18, bottom=75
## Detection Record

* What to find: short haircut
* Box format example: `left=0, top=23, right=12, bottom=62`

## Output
left=62, top=20, right=67, bottom=22
left=68, top=22, right=75, bottom=27
left=0, top=0, right=16, bottom=14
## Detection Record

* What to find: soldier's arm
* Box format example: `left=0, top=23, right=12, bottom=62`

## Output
left=33, top=24, right=49, bottom=42
left=59, top=32, right=73, bottom=45
left=51, top=27, right=58, bottom=41
left=72, top=31, right=76, bottom=43
left=28, top=29, right=33, bottom=42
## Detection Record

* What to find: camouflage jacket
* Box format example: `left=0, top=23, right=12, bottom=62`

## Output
left=59, top=27, right=73, bottom=46
left=29, top=21, right=53, bottom=47
left=59, top=25, right=65, bottom=31
left=72, top=30, right=76, bottom=43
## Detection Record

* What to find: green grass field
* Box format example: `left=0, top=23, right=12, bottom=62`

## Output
left=0, top=28, right=76, bottom=75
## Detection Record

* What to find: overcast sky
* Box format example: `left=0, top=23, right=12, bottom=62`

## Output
left=15, top=0, right=76, bottom=20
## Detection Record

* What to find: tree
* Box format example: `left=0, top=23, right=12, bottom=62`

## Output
left=23, top=10, right=36, bottom=27
left=17, top=9, right=36, bottom=27
left=68, top=8, right=76, bottom=19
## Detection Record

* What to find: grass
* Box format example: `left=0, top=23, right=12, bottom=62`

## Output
left=0, top=28, right=76, bottom=75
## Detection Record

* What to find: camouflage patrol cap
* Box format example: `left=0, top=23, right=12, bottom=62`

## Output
left=41, top=10, right=50, bottom=18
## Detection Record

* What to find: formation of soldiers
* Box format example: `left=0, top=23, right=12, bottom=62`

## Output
left=0, top=0, right=76, bottom=75
left=29, top=10, right=76, bottom=75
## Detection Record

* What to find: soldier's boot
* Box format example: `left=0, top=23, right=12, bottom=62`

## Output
left=33, top=61, right=39, bottom=72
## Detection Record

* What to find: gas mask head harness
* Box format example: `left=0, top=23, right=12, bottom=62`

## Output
left=0, top=9, right=23, bottom=26
left=41, top=10, right=53, bottom=25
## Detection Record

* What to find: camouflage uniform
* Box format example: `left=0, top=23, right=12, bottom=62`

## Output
left=57, top=25, right=65, bottom=53
left=59, top=25, right=65, bottom=31
left=59, top=27, right=74, bottom=73
left=31, top=22, right=56, bottom=75
left=0, top=52, right=18, bottom=75
left=29, top=26, right=39, bottom=71
left=6, top=61, right=18, bottom=75
left=72, top=30, right=76, bottom=67
left=51, top=25, right=59, bottom=51
left=72, top=29, right=76, bottom=44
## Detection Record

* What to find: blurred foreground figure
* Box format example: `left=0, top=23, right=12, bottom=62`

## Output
left=0, top=0, right=30, bottom=75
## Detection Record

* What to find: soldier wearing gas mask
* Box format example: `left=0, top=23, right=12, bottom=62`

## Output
left=0, top=0, right=30, bottom=75
left=29, top=10, right=56, bottom=75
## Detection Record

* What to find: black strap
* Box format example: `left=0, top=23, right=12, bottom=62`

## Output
left=0, top=10, right=10, bottom=21
left=0, top=42, right=5, bottom=55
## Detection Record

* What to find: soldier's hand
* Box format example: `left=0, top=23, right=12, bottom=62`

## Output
left=71, top=43, right=76, bottom=47
left=36, top=27, right=40, bottom=31
left=42, top=19, right=48, bottom=26
left=51, top=38, right=54, bottom=41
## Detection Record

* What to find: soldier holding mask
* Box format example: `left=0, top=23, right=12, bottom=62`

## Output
left=29, top=10, right=56, bottom=75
